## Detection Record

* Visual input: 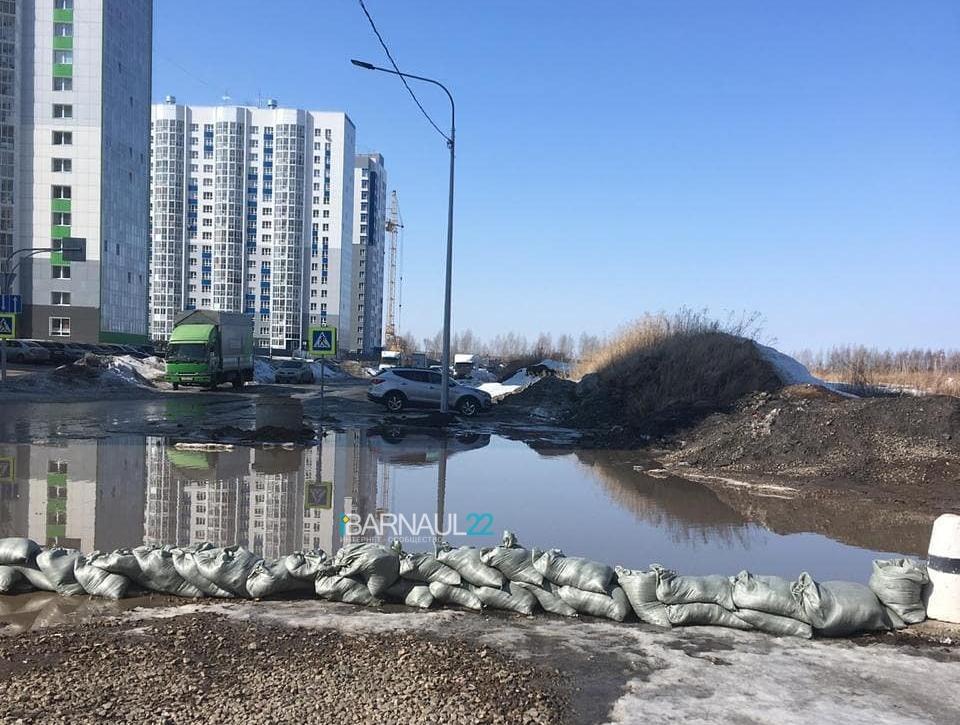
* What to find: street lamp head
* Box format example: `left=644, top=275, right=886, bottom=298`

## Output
left=350, top=59, right=376, bottom=70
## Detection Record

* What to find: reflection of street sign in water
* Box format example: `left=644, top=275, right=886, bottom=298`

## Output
left=305, top=481, right=332, bottom=509
left=0, top=456, right=13, bottom=482
left=307, top=326, right=337, bottom=357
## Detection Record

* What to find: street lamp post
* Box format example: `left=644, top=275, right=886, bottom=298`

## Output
left=351, top=59, right=456, bottom=413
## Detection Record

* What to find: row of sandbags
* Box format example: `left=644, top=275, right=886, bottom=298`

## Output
left=0, top=534, right=929, bottom=639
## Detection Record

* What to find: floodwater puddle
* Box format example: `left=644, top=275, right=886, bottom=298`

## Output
left=0, top=424, right=909, bottom=583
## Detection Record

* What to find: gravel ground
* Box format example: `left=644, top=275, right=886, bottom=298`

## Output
left=0, top=613, right=568, bottom=724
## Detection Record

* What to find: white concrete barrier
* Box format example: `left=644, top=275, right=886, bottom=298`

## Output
left=925, top=513, right=960, bottom=623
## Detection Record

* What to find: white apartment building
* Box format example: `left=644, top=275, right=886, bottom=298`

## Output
left=150, top=100, right=356, bottom=354
left=350, top=153, right=387, bottom=356
left=11, top=0, right=152, bottom=344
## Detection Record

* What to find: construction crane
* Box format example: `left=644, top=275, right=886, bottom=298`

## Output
left=383, top=191, right=403, bottom=351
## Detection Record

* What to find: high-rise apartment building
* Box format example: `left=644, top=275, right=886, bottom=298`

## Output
left=10, top=0, right=152, bottom=343
left=350, top=153, right=386, bottom=356
left=149, top=100, right=357, bottom=354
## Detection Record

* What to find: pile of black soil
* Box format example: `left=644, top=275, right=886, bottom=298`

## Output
left=567, top=332, right=782, bottom=444
left=665, top=387, right=960, bottom=506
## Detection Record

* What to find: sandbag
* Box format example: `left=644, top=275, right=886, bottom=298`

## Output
left=399, top=552, right=461, bottom=586
left=533, top=549, right=613, bottom=594
left=132, top=546, right=204, bottom=598
left=558, top=585, right=630, bottom=622
left=283, top=550, right=335, bottom=581
left=90, top=549, right=144, bottom=584
left=171, top=545, right=235, bottom=598
left=334, top=544, right=400, bottom=597
left=795, top=575, right=891, bottom=637
left=36, top=548, right=85, bottom=596
left=385, top=579, right=435, bottom=609
left=736, top=608, right=813, bottom=638
left=428, top=581, right=483, bottom=611
left=480, top=532, right=543, bottom=586
left=665, top=603, right=753, bottom=630
left=12, top=566, right=55, bottom=593
left=315, top=574, right=377, bottom=605
left=195, top=545, right=261, bottom=598
left=73, top=554, right=130, bottom=600
left=246, top=559, right=313, bottom=599
left=653, top=565, right=735, bottom=610
left=869, top=559, right=928, bottom=625
left=511, top=581, right=578, bottom=618
left=732, top=571, right=807, bottom=622
left=437, top=544, right=505, bottom=588
left=0, top=566, right=34, bottom=594
left=0, top=538, right=41, bottom=566
left=615, top=566, right=671, bottom=627
left=467, top=583, right=538, bottom=615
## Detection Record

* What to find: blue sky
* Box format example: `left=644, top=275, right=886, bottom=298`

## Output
left=152, top=1, right=959, bottom=352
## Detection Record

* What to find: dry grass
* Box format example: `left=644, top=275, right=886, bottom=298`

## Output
left=570, top=309, right=779, bottom=435
left=576, top=308, right=764, bottom=379
left=812, top=369, right=960, bottom=397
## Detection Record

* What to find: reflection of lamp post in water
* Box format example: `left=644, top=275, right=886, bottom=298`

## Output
left=435, top=437, right=448, bottom=555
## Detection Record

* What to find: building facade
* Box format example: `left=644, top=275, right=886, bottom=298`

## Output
left=149, top=100, right=357, bottom=354
left=350, top=153, right=386, bottom=356
left=12, top=0, right=152, bottom=343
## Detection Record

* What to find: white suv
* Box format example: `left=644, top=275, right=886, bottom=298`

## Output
left=367, top=368, right=493, bottom=417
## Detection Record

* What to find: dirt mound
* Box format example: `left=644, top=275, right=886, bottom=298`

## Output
left=666, top=391, right=960, bottom=504
left=568, top=332, right=783, bottom=441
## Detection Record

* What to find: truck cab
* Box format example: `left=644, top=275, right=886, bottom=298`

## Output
left=379, top=350, right=402, bottom=371
left=166, top=310, right=253, bottom=390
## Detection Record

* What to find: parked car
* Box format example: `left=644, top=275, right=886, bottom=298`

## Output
left=3, top=340, right=51, bottom=364
left=274, top=359, right=314, bottom=384
left=367, top=367, right=492, bottom=417
left=27, top=340, right=85, bottom=364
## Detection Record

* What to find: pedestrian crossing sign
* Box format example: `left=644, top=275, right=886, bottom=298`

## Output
left=0, top=313, right=14, bottom=339
left=307, top=326, right=337, bottom=357
left=0, top=456, right=13, bottom=483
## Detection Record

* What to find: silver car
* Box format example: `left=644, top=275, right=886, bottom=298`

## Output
left=367, top=368, right=492, bottom=417
left=274, top=360, right=314, bottom=384
left=4, top=340, right=52, bottom=364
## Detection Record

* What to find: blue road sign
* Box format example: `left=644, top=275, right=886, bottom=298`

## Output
left=0, top=295, right=21, bottom=314
left=307, top=326, right=337, bottom=357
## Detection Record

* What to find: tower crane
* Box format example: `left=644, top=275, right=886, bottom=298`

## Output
left=383, top=191, right=403, bottom=351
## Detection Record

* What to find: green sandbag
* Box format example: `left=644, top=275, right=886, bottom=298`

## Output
left=665, top=603, right=753, bottom=630
left=533, top=549, right=614, bottom=594
left=615, top=566, right=670, bottom=627
left=732, top=571, right=808, bottom=622
left=736, top=608, right=812, bottom=638
left=868, top=559, right=928, bottom=625
left=385, top=579, right=435, bottom=609
left=511, top=581, right=578, bottom=618
left=558, top=585, right=630, bottom=621
left=428, top=581, right=483, bottom=611
left=653, top=564, right=735, bottom=610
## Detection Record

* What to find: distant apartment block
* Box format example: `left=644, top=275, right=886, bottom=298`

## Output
left=350, top=153, right=387, bottom=355
left=9, top=0, right=152, bottom=343
left=149, top=99, right=357, bottom=354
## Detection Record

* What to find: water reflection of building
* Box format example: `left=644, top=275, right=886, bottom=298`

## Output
left=0, top=438, right=146, bottom=552
left=144, top=430, right=384, bottom=558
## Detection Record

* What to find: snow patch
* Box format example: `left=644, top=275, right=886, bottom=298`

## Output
left=753, top=343, right=824, bottom=387
left=254, top=358, right=275, bottom=384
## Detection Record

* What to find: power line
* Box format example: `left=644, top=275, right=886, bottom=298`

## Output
left=356, top=0, right=450, bottom=143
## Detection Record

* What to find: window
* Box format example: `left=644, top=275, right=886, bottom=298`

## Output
left=54, top=0, right=73, bottom=9
left=52, top=131, right=72, bottom=145
left=52, top=212, right=71, bottom=226
left=49, top=317, right=71, bottom=337
left=52, top=185, right=71, bottom=199
left=48, top=460, right=68, bottom=474
left=52, top=266, right=71, bottom=279
left=53, top=103, right=72, bottom=118
left=51, top=291, right=71, bottom=306
left=53, top=78, right=73, bottom=91
left=53, top=50, right=73, bottom=65
left=52, top=158, right=72, bottom=172
left=53, top=23, right=73, bottom=37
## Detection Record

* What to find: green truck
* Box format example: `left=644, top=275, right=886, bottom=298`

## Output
left=166, top=310, right=254, bottom=390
